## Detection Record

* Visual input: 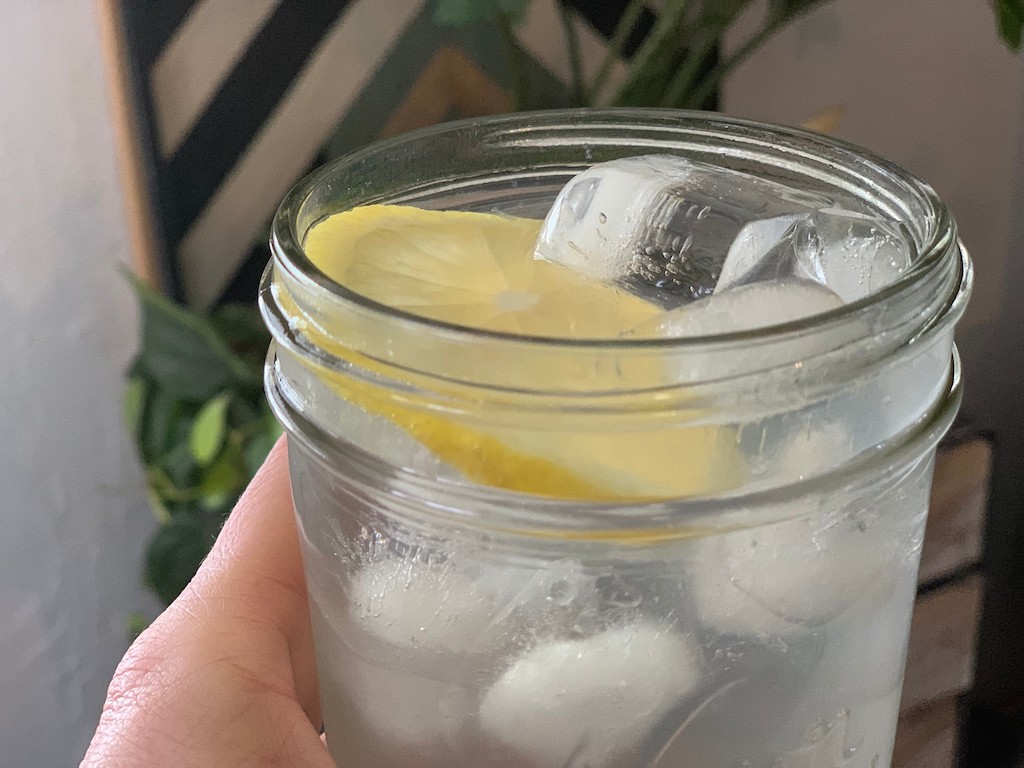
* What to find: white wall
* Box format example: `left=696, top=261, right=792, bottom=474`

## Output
left=722, top=0, right=1024, bottom=721
left=723, top=0, right=1024, bottom=333
left=0, top=3, right=157, bottom=766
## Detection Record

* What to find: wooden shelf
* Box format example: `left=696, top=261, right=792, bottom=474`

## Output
left=902, top=574, right=984, bottom=712
left=918, top=440, right=992, bottom=585
left=894, top=433, right=993, bottom=767
left=894, top=697, right=961, bottom=768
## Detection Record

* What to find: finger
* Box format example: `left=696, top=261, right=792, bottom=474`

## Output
left=82, top=436, right=331, bottom=767
left=83, top=607, right=333, bottom=768
left=194, top=436, right=322, bottom=724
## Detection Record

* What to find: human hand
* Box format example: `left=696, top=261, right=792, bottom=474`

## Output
left=82, top=438, right=334, bottom=767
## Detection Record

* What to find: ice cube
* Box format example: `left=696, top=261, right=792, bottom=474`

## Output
left=774, top=421, right=851, bottom=483
left=689, top=561, right=803, bottom=639
left=479, top=624, right=701, bottom=768
left=340, top=659, right=474, bottom=747
left=625, top=280, right=846, bottom=384
left=714, top=214, right=808, bottom=290
left=798, top=209, right=911, bottom=302
left=632, top=279, right=843, bottom=338
left=717, top=208, right=912, bottom=303
left=535, top=155, right=831, bottom=306
left=690, top=509, right=897, bottom=639
left=349, top=558, right=509, bottom=654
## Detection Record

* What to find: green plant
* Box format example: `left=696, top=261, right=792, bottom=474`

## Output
left=998, top=0, right=1024, bottom=49
left=123, top=273, right=280, bottom=605
left=436, top=0, right=1024, bottom=110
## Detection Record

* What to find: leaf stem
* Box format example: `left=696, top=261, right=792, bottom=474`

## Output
left=147, top=467, right=202, bottom=504
left=556, top=1, right=587, bottom=106
left=611, top=0, right=691, bottom=106
left=682, top=3, right=831, bottom=110
left=497, top=11, right=531, bottom=110
left=659, top=34, right=716, bottom=108
left=681, top=22, right=775, bottom=109
left=588, top=0, right=647, bottom=103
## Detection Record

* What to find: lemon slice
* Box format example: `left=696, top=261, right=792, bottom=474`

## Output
left=303, top=205, right=659, bottom=337
left=288, top=205, right=740, bottom=506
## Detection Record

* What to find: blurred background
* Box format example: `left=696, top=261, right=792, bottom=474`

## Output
left=1, top=0, right=1021, bottom=765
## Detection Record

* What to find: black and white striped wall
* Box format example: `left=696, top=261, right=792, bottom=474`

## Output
left=113, top=0, right=676, bottom=308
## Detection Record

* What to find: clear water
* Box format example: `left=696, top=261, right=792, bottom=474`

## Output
left=287, top=156, right=934, bottom=767
left=292, top=444, right=930, bottom=768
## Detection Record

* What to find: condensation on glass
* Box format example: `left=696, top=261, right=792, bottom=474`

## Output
left=261, top=110, right=971, bottom=768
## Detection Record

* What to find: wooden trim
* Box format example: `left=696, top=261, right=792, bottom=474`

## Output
left=381, top=47, right=513, bottom=139
left=95, top=0, right=161, bottom=288
left=893, top=697, right=960, bottom=768
left=902, top=574, right=984, bottom=712
left=919, top=439, right=992, bottom=584
left=800, top=105, right=845, bottom=134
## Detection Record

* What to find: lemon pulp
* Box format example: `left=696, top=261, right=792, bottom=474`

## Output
left=291, top=205, right=739, bottom=503
left=302, top=205, right=660, bottom=337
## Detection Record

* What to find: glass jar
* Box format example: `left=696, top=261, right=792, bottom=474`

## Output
left=261, top=110, right=971, bottom=768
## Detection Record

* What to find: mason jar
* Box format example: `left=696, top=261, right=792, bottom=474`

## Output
left=261, top=110, right=971, bottom=768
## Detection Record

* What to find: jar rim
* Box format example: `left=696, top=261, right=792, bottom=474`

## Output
left=269, top=108, right=964, bottom=356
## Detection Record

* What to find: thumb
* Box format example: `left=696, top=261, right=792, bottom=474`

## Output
left=83, top=437, right=334, bottom=768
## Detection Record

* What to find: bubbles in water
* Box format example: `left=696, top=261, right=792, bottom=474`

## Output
left=547, top=578, right=578, bottom=607
left=595, top=574, right=645, bottom=609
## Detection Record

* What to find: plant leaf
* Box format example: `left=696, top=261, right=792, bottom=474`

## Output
left=997, top=0, right=1024, bottom=50
left=142, top=388, right=183, bottom=463
left=210, top=303, right=271, bottom=378
left=160, top=440, right=199, bottom=490
left=189, top=394, right=230, bottom=465
left=124, top=270, right=253, bottom=401
left=244, top=417, right=283, bottom=476
left=198, top=441, right=248, bottom=502
left=434, top=0, right=531, bottom=26
left=126, top=612, right=149, bottom=640
left=210, top=303, right=270, bottom=349
left=702, top=0, right=755, bottom=27
left=227, top=395, right=261, bottom=428
left=147, top=467, right=200, bottom=504
left=144, top=516, right=213, bottom=605
left=122, top=377, right=147, bottom=442
left=767, top=0, right=827, bottom=22
left=145, top=486, right=172, bottom=525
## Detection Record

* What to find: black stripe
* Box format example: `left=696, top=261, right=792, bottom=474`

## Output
left=216, top=242, right=275, bottom=306
left=115, top=0, right=191, bottom=299
left=562, top=0, right=655, bottom=58
left=164, top=0, right=352, bottom=246
left=121, top=0, right=200, bottom=71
